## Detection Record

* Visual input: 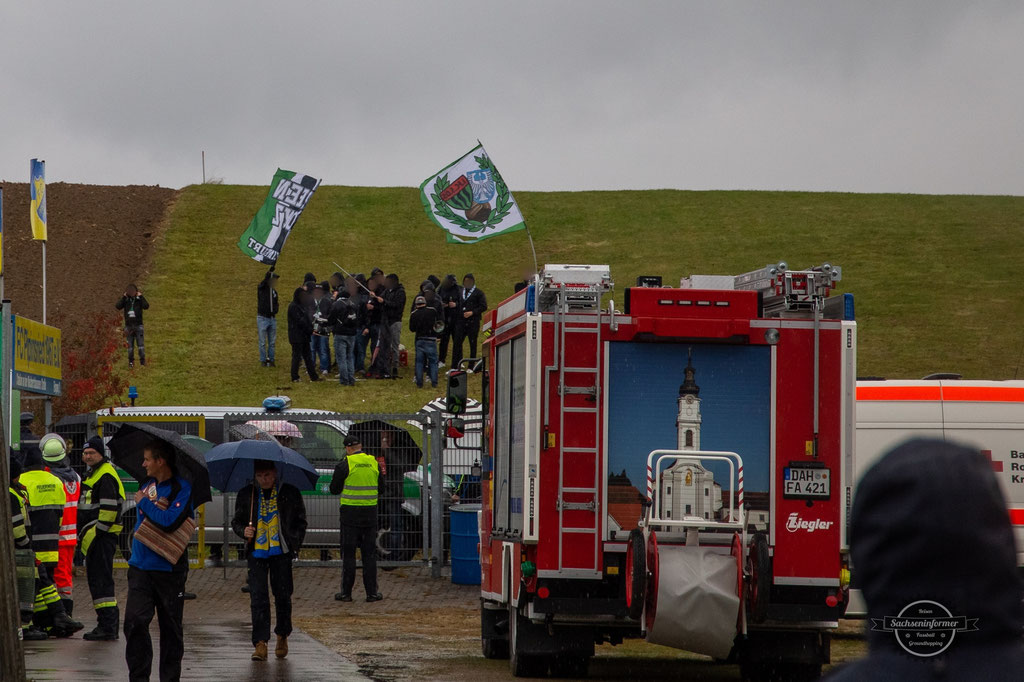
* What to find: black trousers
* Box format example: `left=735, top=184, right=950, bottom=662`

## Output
left=86, top=532, right=119, bottom=631
left=247, top=554, right=293, bottom=645
left=438, top=322, right=453, bottom=365
left=290, top=341, right=317, bottom=381
left=124, top=567, right=187, bottom=682
left=450, top=320, right=480, bottom=369
left=340, top=521, right=378, bottom=597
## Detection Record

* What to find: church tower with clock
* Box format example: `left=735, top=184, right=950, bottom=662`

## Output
left=676, top=348, right=701, bottom=451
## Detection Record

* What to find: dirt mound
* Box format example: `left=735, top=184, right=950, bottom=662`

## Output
left=0, top=181, right=177, bottom=359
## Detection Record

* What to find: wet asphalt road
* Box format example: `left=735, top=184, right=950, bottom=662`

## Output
left=23, top=617, right=368, bottom=681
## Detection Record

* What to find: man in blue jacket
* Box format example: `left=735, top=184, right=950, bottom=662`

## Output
left=123, top=440, right=195, bottom=682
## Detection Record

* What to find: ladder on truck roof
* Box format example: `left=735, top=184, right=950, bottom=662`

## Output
left=682, top=261, right=842, bottom=317
left=539, top=265, right=612, bottom=577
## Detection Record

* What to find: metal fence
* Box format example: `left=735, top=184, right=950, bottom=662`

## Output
left=54, top=408, right=484, bottom=578
left=215, top=411, right=479, bottom=577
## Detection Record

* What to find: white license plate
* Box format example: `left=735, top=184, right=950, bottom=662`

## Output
left=783, top=467, right=830, bottom=498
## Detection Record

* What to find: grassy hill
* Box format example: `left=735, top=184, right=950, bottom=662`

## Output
left=131, top=185, right=1024, bottom=413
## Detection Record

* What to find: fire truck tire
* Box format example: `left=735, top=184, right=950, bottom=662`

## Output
left=481, top=603, right=510, bottom=660
left=626, top=529, right=646, bottom=620
left=747, top=532, right=771, bottom=624
left=550, top=653, right=590, bottom=678
left=482, top=636, right=510, bottom=660
left=508, top=606, right=549, bottom=678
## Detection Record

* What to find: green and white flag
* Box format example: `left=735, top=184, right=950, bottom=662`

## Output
left=238, top=169, right=320, bottom=264
left=420, top=144, right=526, bottom=244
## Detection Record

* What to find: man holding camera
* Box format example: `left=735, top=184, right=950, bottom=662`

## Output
left=116, top=284, right=149, bottom=368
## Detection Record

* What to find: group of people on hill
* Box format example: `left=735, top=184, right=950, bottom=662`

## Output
left=257, top=268, right=489, bottom=388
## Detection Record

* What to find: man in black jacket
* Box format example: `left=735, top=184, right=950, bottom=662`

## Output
left=116, top=284, right=149, bottom=368
left=382, top=274, right=406, bottom=378
left=329, top=283, right=359, bottom=386
left=310, top=282, right=333, bottom=375
left=257, top=267, right=280, bottom=367
left=232, top=460, right=307, bottom=662
left=826, top=440, right=1024, bottom=681
left=451, top=274, right=487, bottom=370
left=409, top=296, right=439, bottom=389
left=287, top=288, right=319, bottom=382
left=352, top=274, right=371, bottom=374
left=437, top=274, right=460, bottom=368
left=364, top=269, right=386, bottom=373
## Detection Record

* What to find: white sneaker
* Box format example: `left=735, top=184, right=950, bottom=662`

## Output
left=438, top=361, right=446, bottom=368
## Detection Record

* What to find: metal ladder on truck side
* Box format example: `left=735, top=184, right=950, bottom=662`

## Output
left=539, top=265, right=613, bottom=577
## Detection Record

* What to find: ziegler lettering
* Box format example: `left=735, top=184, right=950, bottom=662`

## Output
left=785, top=512, right=834, bottom=533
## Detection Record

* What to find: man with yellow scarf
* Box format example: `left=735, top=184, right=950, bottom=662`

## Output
left=231, top=459, right=307, bottom=662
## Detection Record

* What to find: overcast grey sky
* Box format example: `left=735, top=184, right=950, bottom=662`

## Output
left=1, top=1, right=1021, bottom=194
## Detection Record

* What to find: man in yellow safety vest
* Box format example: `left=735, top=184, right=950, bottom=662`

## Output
left=77, top=435, right=126, bottom=640
left=20, top=445, right=83, bottom=637
left=329, top=434, right=384, bottom=603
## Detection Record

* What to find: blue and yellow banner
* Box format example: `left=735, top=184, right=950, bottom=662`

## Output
left=30, top=158, right=47, bottom=241
left=13, top=315, right=62, bottom=396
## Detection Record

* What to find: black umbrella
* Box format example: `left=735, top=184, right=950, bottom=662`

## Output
left=348, top=420, right=423, bottom=474
left=107, top=422, right=213, bottom=506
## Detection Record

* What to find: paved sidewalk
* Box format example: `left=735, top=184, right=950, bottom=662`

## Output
left=23, top=563, right=478, bottom=680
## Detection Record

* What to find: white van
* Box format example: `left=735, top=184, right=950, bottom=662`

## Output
left=847, top=379, right=1024, bottom=616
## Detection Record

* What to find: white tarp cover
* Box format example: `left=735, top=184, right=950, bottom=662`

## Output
left=646, top=546, right=740, bottom=659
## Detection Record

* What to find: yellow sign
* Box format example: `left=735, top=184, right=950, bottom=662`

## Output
left=13, top=316, right=61, bottom=395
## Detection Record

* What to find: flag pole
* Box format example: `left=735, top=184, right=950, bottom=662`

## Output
left=41, top=240, right=46, bottom=324
left=523, top=222, right=539, bottom=274
left=332, top=261, right=375, bottom=296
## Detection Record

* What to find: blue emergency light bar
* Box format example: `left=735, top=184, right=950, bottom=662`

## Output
left=843, top=293, right=855, bottom=321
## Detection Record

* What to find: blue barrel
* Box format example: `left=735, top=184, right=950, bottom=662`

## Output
left=450, top=503, right=482, bottom=585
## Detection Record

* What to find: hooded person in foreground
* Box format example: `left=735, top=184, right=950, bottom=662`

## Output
left=826, top=439, right=1024, bottom=680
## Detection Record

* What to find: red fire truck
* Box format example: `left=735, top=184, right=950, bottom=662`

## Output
left=476, top=263, right=856, bottom=680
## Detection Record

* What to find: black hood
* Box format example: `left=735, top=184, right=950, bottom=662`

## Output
left=851, top=439, right=1024, bottom=648
left=292, top=287, right=305, bottom=304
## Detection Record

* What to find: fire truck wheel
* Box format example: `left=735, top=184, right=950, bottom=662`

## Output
left=550, top=653, right=590, bottom=678
left=747, top=532, right=770, bottom=624
left=482, top=635, right=510, bottom=660
left=481, top=604, right=510, bottom=660
left=508, top=605, right=549, bottom=678
left=626, top=529, right=646, bottom=620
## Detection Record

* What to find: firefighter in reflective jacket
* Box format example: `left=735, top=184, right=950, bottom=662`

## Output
left=20, top=445, right=84, bottom=637
left=40, top=432, right=81, bottom=616
left=9, top=457, right=49, bottom=640
left=77, top=435, right=126, bottom=640
left=329, top=434, right=384, bottom=603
